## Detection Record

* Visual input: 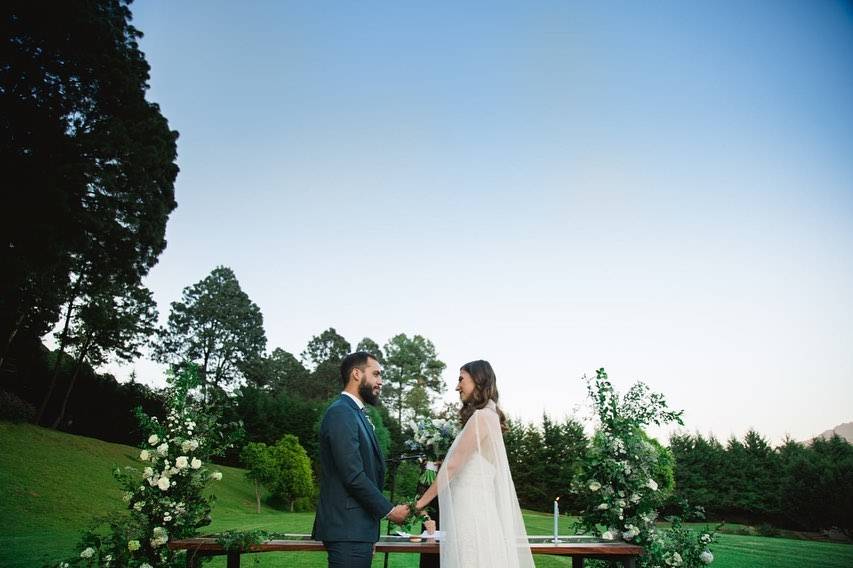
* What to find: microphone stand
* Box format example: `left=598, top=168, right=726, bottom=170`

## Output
left=383, top=453, right=425, bottom=568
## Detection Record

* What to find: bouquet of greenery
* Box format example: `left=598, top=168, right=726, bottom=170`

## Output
left=404, top=417, right=458, bottom=485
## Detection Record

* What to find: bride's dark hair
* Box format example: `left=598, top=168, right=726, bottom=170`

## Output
left=459, top=360, right=507, bottom=432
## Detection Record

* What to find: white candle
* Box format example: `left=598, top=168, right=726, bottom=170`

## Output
left=553, top=497, right=559, bottom=541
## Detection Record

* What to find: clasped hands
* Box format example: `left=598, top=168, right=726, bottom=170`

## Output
left=387, top=495, right=430, bottom=524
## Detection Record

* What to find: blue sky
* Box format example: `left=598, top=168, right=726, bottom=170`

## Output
left=119, top=1, right=853, bottom=443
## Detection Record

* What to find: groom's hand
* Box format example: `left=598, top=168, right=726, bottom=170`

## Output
left=386, top=504, right=409, bottom=524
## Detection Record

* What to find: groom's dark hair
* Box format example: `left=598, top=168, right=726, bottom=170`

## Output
left=340, top=351, right=377, bottom=388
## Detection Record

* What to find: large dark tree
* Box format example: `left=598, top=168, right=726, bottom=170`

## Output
left=0, top=0, right=179, bottom=368
left=155, top=267, right=267, bottom=398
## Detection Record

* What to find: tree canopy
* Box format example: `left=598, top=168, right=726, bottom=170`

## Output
left=1, top=0, right=178, bottom=367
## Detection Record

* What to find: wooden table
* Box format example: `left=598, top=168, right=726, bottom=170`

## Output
left=169, top=534, right=643, bottom=567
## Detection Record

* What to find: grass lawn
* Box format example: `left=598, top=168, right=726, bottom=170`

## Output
left=2, top=422, right=851, bottom=567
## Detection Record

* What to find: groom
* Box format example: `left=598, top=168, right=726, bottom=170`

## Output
left=312, top=351, right=409, bottom=567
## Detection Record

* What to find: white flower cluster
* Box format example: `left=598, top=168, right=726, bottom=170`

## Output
left=664, top=551, right=683, bottom=566
left=150, top=526, right=168, bottom=548
left=621, top=523, right=640, bottom=541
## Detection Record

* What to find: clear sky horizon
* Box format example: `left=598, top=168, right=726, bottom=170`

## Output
left=105, top=1, right=853, bottom=445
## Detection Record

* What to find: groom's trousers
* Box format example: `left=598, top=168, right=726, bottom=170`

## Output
left=324, top=541, right=374, bottom=568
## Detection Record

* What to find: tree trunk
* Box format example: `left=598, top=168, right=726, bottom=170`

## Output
left=201, top=347, right=211, bottom=403
left=51, top=335, right=91, bottom=429
left=0, top=312, right=25, bottom=370
left=255, top=481, right=261, bottom=514
left=37, top=298, right=75, bottom=424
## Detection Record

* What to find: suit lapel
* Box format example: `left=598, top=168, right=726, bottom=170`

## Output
left=359, top=407, right=383, bottom=461
left=341, top=395, right=383, bottom=462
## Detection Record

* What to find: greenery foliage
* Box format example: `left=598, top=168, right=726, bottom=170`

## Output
left=240, top=435, right=314, bottom=512
left=0, top=388, right=35, bottom=423
left=670, top=431, right=853, bottom=535
left=573, top=368, right=717, bottom=568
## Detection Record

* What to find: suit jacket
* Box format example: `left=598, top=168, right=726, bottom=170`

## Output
left=312, top=394, right=392, bottom=542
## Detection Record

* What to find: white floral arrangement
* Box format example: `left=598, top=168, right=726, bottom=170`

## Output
left=404, top=417, right=458, bottom=484
left=574, top=369, right=718, bottom=568
left=57, top=365, right=236, bottom=567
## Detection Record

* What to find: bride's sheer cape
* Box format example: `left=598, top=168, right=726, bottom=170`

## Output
left=436, top=400, right=535, bottom=567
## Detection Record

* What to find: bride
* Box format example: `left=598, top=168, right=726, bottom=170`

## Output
left=415, top=360, right=534, bottom=567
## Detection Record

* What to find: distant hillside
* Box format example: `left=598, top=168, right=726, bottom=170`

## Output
left=810, top=421, right=853, bottom=443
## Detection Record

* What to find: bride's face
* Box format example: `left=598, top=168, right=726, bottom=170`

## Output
left=456, top=369, right=476, bottom=402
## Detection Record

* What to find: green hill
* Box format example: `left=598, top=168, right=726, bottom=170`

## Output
left=2, top=422, right=852, bottom=568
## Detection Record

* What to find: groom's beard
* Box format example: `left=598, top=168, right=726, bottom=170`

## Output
left=359, top=381, right=379, bottom=406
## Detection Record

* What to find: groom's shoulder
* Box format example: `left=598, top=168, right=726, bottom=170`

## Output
left=323, top=396, right=354, bottom=419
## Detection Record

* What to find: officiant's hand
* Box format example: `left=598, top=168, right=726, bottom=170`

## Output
left=387, top=504, right=409, bottom=524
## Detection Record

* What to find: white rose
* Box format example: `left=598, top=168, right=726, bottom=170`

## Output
left=80, top=547, right=95, bottom=559
left=164, top=514, right=172, bottom=522
left=700, top=533, right=712, bottom=544
left=139, top=450, right=150, bottom=461
left=601, top=531, right=614, bottom=540
left=597, top=503, right=609, bottom=510
left=589, top=481, right=601, bottom=492
left=143, top=467, right=154, bottom=479
left=175, top=456, right=189, bottom=469
left=123, top=492, right=133, bottom=503
left=157, top=443, right=169, bottom=456
left=157, top=477, right=171, bottom=491
left=672, top=552, right=683, bottom=566
left=191, top=457, right=202, bottom=469
left=700, top=550, right=714, bottom=564
left=647, top=478, right=658, bottom=491
left=148, top=434, right=159, bottom=445
left=169, top=467, right=179, bottom=475
left=630, top=493, right=641, bottom=504
left=212, top=471, right=223, bottom=481
left=133, top=501, right=144, bottom=511
left=127, top=540, right=141, bottom=552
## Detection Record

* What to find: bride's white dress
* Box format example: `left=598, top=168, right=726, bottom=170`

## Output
left=437, top=401, right=534, bottom=568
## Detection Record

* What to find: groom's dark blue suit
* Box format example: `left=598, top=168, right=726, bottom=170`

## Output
left=312, top=394, right=392, bottom=554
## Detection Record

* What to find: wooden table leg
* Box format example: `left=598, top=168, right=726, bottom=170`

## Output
left=572, top=557, right=584, bottom=568
left=622, top=557, right=637, bottom=568
left=226, top=551, right=241, bottom=568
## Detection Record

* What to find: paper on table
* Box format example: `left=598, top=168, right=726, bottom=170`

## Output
left=420, top=530, right=444, bottom=540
